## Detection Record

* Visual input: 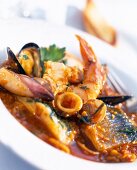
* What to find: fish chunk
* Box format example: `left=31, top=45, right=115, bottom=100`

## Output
left=81, top=107, right=137, bottom=151
left=17, top=96, right=76, bottom=144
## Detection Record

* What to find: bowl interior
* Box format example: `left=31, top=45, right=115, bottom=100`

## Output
left=0, top=19, right=137, bottom=170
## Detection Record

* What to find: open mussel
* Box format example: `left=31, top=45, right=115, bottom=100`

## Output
left=6, top=43, right=42, bottom=77
left=17, top=42, right=42, bottom=77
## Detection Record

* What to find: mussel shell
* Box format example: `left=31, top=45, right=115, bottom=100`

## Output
left=18, top=43, right=42, bottom=77
left=7, top=47, right=26, bottom=74
left=18, top=42, right=40, bottom=53
left=98, top=95, right=132, bottom=106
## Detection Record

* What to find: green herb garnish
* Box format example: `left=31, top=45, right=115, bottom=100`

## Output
left=26, top=98, right=33, bottom=103
left=80, top=85, right=89, bottom=90
left=79, top=115, right=91, bottom=125
left=40, top=44, right=66, bottom=62
left=49, top=106, right=72, bottom=134
left=22, top=54, right=29, bottom=60
left=119, top=127, right=137, bottom=135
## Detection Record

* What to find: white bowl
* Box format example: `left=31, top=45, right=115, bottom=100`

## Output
left=0, top=19, right=137, bottom=170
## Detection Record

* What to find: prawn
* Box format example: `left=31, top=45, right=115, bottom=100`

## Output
left=68, top=35, right=106, bottom=103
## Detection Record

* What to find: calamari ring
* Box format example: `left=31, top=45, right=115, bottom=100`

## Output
left=55, top=92, right=83, bottom=117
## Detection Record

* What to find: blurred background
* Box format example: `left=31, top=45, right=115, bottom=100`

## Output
left=0, top=0, right=137, bottom=57
left=0, top=0, right=137, bottom=169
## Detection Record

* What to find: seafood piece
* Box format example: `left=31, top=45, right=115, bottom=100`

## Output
left=67, top=67, right=83, bottom=84
left=17, top=96, right=76, bottom=144
left=79, top=99, right=106, bottom=124
left=43, top=61, right=83, bottom=94
left=81, top=106, right=137, bottom=151
left=54, top=92, right=83, bottom=117
left=63, top=52, right=83, bottom=70
left=17, top=43, right=42, bottom=77
left=69, top=35, right=106, bottom=103
left=43, top=61, right=68, bottom=94
left=83, top=0, right=116, bottom=45
left=43, top=61, right=69, bottom=95
left=0, top=68, right=53, bottom=101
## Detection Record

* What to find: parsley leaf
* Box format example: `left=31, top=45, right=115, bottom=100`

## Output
left=119, top=127, right=137, bottom=135
left=40, top=44, right=66, bottom=62
left=22, top=54, right=29, bottom=60
left=80, top=86, right=89, bottom=90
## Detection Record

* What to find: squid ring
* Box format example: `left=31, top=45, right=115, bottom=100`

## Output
left=55, top=92, right=83, bottom=117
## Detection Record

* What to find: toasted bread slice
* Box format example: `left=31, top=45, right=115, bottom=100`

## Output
left=83, top=0, right=116, bottom=45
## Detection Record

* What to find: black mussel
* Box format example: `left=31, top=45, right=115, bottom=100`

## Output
left=97, top=95, right=132, bottom=106
left=17, top=43, right=42, bottom=77
left=19, top=42, right=39, bottom=52
left=6, top=47, right=26, bottom=74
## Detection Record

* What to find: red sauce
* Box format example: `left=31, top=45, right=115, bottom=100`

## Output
left=0, top=90, right=137, bottom=163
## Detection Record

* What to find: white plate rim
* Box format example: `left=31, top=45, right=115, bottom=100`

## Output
left=0, top=19, right=137, bottom=170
